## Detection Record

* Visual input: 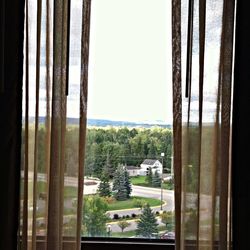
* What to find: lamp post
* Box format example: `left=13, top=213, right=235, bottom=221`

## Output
left=160, top=152, right=165, bottom=211
left=107, top=224, right=111, bottom=237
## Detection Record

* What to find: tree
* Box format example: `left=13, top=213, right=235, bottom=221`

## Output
left=160, top=211, right=175, bottom=231
left=98, top=172, right=111, bottom=197
left=146, top=167, right=153, bottom=185
left=136, top=203, right=158, bottom=238
left=117, top=220, right=131, bottom=233
left=112, top=165, right=129, bottom=201
left=83, top=195, right=109, bottom=237
left=124, top=170, right=132, bottom=198
left=152, top=170, right=161, bottom=187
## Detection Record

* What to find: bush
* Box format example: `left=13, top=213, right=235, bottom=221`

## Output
left=155, top=211, right=160, bottom=216
left=131, top=213, right=137, bottom=218
left=126, top=215, right=130, bottom=219
left=113, top=214, right=120, bottom=220
left=132, top=198, right=146, bottom=209
left=122, top=215, right=126, bottom=219
left=104, top=196, right=115, bottom=204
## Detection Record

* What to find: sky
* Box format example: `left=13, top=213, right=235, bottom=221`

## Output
left=24, top=0, right=173, bottom=124
left=24, top=0, right=224, bottom=125
left=87, top=0, right=173, bottom=124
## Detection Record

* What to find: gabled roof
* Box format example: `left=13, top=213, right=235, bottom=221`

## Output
left=141, top=159, right=158, bottom=165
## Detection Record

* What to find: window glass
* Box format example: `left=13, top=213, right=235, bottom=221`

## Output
left=82, top=0, right=174, bottom=240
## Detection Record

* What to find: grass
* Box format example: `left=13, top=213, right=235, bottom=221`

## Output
left=107, top=196, right=162, bottom=211
left=131, top=176, right=148, bottom=186
left=111, top=225, right=167, bottom=238
left=131, top=176, right=174, bottom=190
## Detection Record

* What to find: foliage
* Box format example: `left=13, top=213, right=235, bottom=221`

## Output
left=152, top=170, right=161, bottom=187
left=107, top=196, right=161, bottom=211
left=112, top=165, right=132, bottom=201
left=145, top=167, right=153, bottom=185
left=132, top=198, right=147, bottom=210
left=117, top=220, right=131, bottom=232
left=160, top=211, right=175, bottom=231
left=30, top=126, right=173, bottom=179
left=98, top=172, right=111, bottom=197
left=136, top=204, right=158, bottom=238
left=103, top=196, right=115, bottom=204
left=82, top=195, right=109, bottom=237
left=124, top=170, right=132, bottom=198
left=163, top=177, right=174, bottom=190
left=113, top=214, right=120, bottom=220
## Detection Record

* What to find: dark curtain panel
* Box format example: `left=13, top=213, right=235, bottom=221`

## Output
left=0, top=0, right=25, bottom=249
left=233, top=1, right=250, bottom=250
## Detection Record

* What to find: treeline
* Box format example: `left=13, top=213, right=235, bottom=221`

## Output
left=22, top=126, right=172, bottom=178
left=84, top=127, right=172, bottom=177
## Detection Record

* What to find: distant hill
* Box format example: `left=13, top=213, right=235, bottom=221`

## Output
left=26, top=117, right=172, bottom=128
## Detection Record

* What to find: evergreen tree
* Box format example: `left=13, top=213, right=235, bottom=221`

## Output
left=145, top=167, right=153, bottom=185
left=98, top=172, right=111, bottom=197
left=136, top=203, right=159, bottom=238
left=124, top=170, right=132, bottom=198
left=112, top=165, right=128, bottom=201
left=152, top=170, right=161, bottom=187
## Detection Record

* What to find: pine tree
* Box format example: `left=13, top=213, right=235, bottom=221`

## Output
left=152, top=170, right=161, bottom=187
left=112, top=165, right=128, bottom=201
left=136, top=203, right=159, bottom=238
left=98, top=168, right=111, bottom=197
left=124, top=170, right=132, bottom=198
left=98, top=172, right=111, bottom=197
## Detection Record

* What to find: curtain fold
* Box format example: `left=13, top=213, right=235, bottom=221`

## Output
left=20, top=0, right=92, bottom=249
left=173, top=0, right=235, bottom=249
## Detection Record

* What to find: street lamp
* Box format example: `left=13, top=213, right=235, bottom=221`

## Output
left=160, top=152, right=165, bottom=211
left=107, top=224, right=111, bottom=237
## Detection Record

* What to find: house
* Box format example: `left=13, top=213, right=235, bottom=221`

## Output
left=124, top=166, right=140, bottom=176
left=140, top=159, right=163, bottom=176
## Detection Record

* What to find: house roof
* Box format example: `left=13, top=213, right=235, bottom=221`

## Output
left=141, top=159, right=158, bottom=165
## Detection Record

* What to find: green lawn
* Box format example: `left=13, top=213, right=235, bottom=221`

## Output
left=130, top=176, right=148, bottom=186
left=111, top=225, right=167, bottom=238
left=107, top=196, right=162, bottom=211
left=131, top=176, right=174, bottom=190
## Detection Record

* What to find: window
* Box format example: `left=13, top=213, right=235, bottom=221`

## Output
left=82, top=0, right=175, bottom=241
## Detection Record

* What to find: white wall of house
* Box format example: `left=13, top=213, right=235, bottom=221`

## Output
left=140, top=160, right=163, bottom=176
left=127, top=169, right=140, bottom=176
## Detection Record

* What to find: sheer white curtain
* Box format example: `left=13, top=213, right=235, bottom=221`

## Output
left=19, top=0, right=91, bottom=248
left=172, top=0, right=235, bottom=249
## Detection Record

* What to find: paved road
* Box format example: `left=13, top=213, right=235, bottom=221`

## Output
left=108, top=185, right=174, bottom=219
left=22, top=172, right=175, bottom=233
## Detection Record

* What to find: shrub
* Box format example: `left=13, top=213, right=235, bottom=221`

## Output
left=104, top=196, right=115, bottom=204
left=131, top=213, right=137, bottom=218
left=132, top=198, right=146, bottom=209
left=126, top=215, right=130, bottom=219
left=155, top=211, right=160, bottom=216
left=113, top=214, right=120, bottom=220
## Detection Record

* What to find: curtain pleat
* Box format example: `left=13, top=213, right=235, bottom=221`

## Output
left=218, top=1, right=235, bottom=248
left=22, top=0, right=30, bottom=248
left=172, top=0, right=182, bottom=249
left=173, top=0, right=235, bottom=249
left=76, top=1, right=91, bottom=248
left=20, top=0, right=92, bottom=249
left=32, top=1, right=42, bottom=248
